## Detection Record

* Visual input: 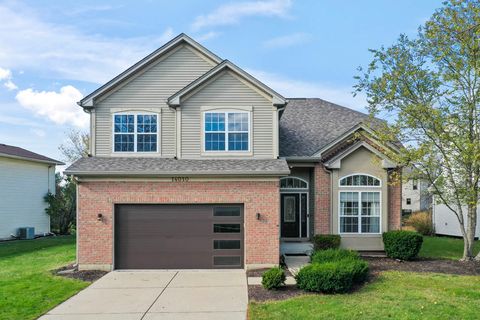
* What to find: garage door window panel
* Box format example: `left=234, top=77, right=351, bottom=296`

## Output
left=213, top=207, right=241, bottom=217
left=213, top=224, right=241, bottom=233
left=213, top=240, right=241, bottom=250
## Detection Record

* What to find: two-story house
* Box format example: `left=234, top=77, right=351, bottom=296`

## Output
left=66, top=34, right=401, bottom=271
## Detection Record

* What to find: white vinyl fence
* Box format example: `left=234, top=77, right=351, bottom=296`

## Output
left=432, top=199, right=480, bottom=237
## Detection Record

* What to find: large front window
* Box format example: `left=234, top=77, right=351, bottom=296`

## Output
left=339, top=174, right=381, bottom=234
left=113, top=114, right=158, bottom=152
left=340, top=191, right=380, bottom=233
left=204, top=112, right=250, bottom=152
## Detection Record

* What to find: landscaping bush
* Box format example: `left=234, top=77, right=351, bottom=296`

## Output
left=312, top=234, right=341, bottom=251
left=296, top=258, right=369, bottom=293
left=404, top=211, right=434, bottom=235
left=383, top=230, right=423, bottom=260
left=311, top=248, right=359, bottom=263
left=261, top=267, right=286, bottom=290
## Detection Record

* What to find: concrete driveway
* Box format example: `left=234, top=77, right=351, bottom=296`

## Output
left=39, top=270, right=247, bottom=320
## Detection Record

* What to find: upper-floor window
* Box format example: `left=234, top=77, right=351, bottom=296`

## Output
left=339, top=174, right=381, bottom=187
left=204, top=111, right=250, bottom=152
left=113, top=113, right=158, bottom=152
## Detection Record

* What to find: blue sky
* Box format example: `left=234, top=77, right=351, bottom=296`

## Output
left=0, top=0, right=442, bottom=165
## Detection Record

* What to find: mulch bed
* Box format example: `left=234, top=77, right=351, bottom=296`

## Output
left=366, top=257, right=480, bottom=276
left=249, top=285, right=309, bottom=302
left=53, top=264, right=108, bottom=282
left=248, top=257, right=480, bottom=302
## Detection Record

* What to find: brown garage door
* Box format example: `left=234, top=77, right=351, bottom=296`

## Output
left=114, top=204, right=244, bottom=269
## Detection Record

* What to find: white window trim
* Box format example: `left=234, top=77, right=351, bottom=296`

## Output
left=338, top=190, right=382, bottom=235
left=339, top=173, right=382, bottom=187
left=112, top=112, right=160, bottom=154
left=202, top=110, right=252, bottom=155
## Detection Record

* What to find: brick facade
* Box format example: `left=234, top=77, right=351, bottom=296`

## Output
left=77, top=180, right=280, bottom=270
left=314, top=163, right=331, bottom=234
left=388, top=169, right=402, bottom=230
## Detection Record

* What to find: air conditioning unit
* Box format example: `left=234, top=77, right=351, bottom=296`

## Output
left=17, top=227, right=35, bottom=240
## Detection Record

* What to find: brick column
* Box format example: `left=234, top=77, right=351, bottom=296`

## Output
left=388, top=168, right=402, bottom=230
left=314, top=163, right=331, bottom=234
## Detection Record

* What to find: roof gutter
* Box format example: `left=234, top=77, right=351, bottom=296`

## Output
left=282, top=156, right=323, bottom=163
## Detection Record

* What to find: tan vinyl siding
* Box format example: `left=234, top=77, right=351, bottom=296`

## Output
left=181, top=71, right=275, bottom=159
left=331, top=146, right=388, bottom=250
left=94, top=44, right=215, bottom=156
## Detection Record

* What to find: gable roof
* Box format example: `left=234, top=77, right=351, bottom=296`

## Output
left=78, top=33, right=222, bottom=108
left=279, top=98, right=372, bottom=157
left=167, top=60, right=287, bottom=107
left=0, top=144, right=64, bottom=165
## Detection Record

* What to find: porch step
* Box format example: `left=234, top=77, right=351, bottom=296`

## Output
left=359, top=251, right=387, bottom=258
left=284, top=255, right=310, bottom=276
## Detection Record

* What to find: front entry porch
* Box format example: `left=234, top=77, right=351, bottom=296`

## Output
left=279, top=176, right=314, bottom=255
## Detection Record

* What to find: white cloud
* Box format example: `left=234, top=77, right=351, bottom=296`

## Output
left=0, top=113, right=45, bottom=127
left=0, top=3, right=174, bottom=84
left=247, top=69, right=368, bottom=111
left=15, top=85, right=88, bottom=128
left=4, top=80, right=17, bottom=91
left=0, top=66, right=17, bottom=90
left=192, top=0, right=292, bottom=31
left=263, top=32, right=311, bottom=48
left=196, top=31, right=221, bottom=42
left=30, top=128, right=46, bottom=137
left=0, top=67, right=12, bottom=80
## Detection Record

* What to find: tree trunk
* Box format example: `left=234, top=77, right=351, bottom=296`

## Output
left=462, top=204, right=477, bottom=261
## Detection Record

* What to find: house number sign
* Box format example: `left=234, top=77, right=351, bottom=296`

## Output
left=171, top=177, right=190, bottom=182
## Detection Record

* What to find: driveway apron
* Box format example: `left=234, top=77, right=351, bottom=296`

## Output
left=38, top=270, right=248, bottom=320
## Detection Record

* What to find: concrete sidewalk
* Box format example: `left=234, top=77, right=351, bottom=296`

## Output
left=39, top=270, right=247, bottom=320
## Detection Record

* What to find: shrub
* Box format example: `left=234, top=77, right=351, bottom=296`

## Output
left=404, top=211, right=434, bottom=235
left=312, top=234, right=341, bottom=251
left=383, top=230, right=423, bottom=260
left=261, top=267, right=286, bottom=290
left=311, top=248, right=359, bottom=264
left=296, top=259, right=369, bottom=293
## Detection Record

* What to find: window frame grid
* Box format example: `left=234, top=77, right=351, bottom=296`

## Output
left=112, top=112, right=159, bottom=153
left=339, top=190, right=381, bottom=235
left=203, top=111, right=251, bottom=153
left=339, top=173, right=382, bottom=187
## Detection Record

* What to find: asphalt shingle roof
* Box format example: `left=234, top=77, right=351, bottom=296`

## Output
left=65, top=157, right=290, bottom=176
left=279, top=98, right=371, bottom=157
left=0, top=143, right=63, bottom=164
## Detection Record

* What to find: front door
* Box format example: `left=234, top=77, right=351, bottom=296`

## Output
left=281, top=193, right=308, bottom=238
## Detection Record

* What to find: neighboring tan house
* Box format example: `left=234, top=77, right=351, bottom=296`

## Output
left=65, top=34, right=401, bottom=271
left=0, top=144, right=63, bottom=239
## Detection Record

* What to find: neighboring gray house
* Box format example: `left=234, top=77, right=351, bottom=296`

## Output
left=402, top=175, right=432, bottom=216
left=0, top=144, right=63, bottom=239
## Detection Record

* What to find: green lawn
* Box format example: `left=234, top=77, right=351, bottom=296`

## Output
left=250, top=236, right=480, bottom=319
left=250, top=271, right=480, bottom=320
left=419, top=236, right=480, bottom=260
left=0, top=236, right=88, bottom=320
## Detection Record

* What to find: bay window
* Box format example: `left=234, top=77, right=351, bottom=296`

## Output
left=204, top=111, right=250, bottom=152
